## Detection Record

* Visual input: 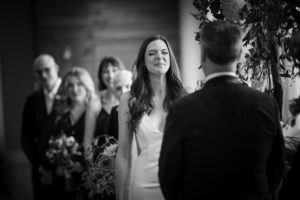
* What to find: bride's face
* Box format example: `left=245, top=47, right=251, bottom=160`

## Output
left=144, top=39, right=170, bottom=76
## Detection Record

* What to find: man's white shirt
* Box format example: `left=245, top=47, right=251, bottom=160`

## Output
left=204, top=72, right=237, bottom=83
left=44, top=78, right=62, bottom=114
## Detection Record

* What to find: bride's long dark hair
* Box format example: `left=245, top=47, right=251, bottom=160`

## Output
left=128, top=35, right=186, bottom=133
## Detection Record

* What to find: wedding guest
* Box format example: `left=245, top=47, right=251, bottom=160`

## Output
left=115, top=35, right=186, bottom=200
left=21, top=54, right=61, bottom=200
left=280, top=141, right=300, bottom=200
left=279, top=31, right=300, bottom=200
left=89, top=70, right=132, bottom=200
left=281, top=96, right=300, bottom=169
left=106, top=69, right=133, bottom=139
left=94, top=56, right=125, bottom=137
left=159, top=20, right=285, bottom=200
left=39, top=67, right=99, bottom=200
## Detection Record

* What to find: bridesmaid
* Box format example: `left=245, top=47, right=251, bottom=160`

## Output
left=106, top=69, right=133, bottom=139
left=94, top=56, right=125, bottom=137
left=39, top=67, right=99, bottom=200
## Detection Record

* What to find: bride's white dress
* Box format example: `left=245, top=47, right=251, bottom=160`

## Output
left=128, top=114, right=165, bottom=200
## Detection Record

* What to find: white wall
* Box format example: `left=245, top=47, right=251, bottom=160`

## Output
left=178, top=0, right=205, bottom=91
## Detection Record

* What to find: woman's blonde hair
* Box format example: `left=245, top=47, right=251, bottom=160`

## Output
left=57, top=67, right=96, bottom=111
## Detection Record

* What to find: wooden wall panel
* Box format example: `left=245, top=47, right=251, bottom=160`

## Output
left=34, top=0, right=180, bottom=83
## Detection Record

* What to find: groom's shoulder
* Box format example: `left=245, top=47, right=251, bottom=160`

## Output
left=171, top=90, right=203, bottom=112
left=237, top=84, right=275, bottom=101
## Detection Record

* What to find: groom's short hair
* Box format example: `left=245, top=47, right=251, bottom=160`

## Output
left=201, top=20, right=242, bottom=65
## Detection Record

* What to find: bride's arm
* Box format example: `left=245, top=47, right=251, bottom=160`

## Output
left=83, top=93, right=101, bottom=153
left=115, top=92, right=132, bottom=200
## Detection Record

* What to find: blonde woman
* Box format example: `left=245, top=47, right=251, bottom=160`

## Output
left=39, top=67, right=100, bottom=200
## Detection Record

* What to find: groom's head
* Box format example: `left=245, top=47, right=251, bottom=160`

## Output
left=200, top=20, right=242, bottom=73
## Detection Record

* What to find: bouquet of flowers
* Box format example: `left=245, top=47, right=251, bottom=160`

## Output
left=46, top=131, right=84, bottom=191
left=81, top=135, right=118, bottom=199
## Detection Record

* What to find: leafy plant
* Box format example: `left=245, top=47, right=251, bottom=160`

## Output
left=81, top=135, right=118, bottom=199
left=193, top=0, right=300, bottom=118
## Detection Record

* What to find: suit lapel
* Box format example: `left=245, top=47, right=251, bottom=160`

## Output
left=35, top=90, right=48, bottom=132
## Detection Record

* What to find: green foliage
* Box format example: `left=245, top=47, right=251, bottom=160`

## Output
left=193, top=0, right=300, bottom=117
left=193, top=0, right=300, bottom=77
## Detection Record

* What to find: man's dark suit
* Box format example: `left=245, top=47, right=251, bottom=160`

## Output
left=21, top=89, right=56, bottom=200
left=159, top=76, right=285, bottom=200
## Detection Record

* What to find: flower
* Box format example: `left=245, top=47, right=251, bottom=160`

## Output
left=82, top=135, right=118, bottom=198
left=46, top=131, right=84, bottom=192
left=66, top=135, right=76, bottom=146
left=46, top=132, right=83, bottom=168
left=102, top=144, right=118, bottom=157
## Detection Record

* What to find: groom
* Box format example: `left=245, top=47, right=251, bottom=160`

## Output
left=159, top=20, right=285, bottom=200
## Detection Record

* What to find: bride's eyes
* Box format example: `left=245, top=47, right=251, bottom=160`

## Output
left=148, top=51, right=169, bottom=56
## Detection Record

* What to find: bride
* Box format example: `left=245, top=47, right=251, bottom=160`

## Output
left=115, top=35, right=186, bottom=200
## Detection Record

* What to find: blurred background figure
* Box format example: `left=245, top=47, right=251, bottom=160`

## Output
left=21, top=54, right=61, bottom=200
left=112, top=70, right=133, bottom=101
left=94, top=56, right=125, bottom=137
left=106, top=69, right=133, bottom=139
left=88, top=69, right=133, bottom=200
left=282, top=96, right=300, bottom=169
left=280, top=31, right=300, bottom=200
left=38, top=67, right=99, bottom=200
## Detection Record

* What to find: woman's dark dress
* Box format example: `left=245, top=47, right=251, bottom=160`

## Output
left=92, top=108, right=117, bottom=200
left=94, top=108, right=110, bottom=137
left=39, top=111, right=85, bottom=200
left=106, top=105, right=119, bottom=139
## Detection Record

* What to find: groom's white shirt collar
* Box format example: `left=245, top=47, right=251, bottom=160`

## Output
left=204, top=72, right=236, bottom=83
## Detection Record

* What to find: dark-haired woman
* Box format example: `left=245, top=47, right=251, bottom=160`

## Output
left=94, top=56, right=125, bottom=137
left=115, top=35, right=186, bottom=200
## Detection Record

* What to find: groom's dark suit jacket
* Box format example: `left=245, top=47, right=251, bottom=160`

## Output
left=159, top=76, right=285, bottom=200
